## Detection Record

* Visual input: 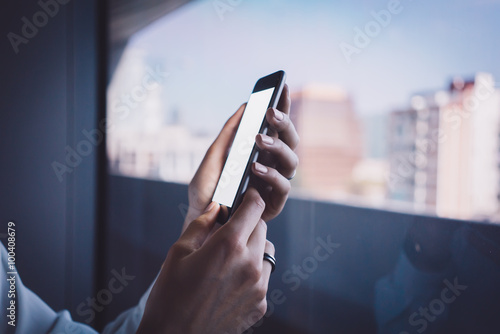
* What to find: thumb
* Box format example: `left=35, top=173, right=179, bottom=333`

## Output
left=180, top=202, right=220, bottom=249
left=196, top=104, right=245, bottom=175
left=212, top=103, right=246, bottom=157
left=185, top=105, right=245, bottom=223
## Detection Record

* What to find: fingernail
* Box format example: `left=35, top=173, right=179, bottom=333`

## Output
left=254, top=162, right=268, bottom=174
left=273, top=108, right=284, bottom=121
left=260, top=134, right=274, bottom=145
left=204, top=201, right=216, bottom=213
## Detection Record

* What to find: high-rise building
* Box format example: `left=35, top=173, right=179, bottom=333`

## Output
left=436, top=73, right=500, bottom=219
left=387, top=73, right=500, bottom=220
left=290, top=84, right=363, bottom=199
left=387, top=92, right=442, bottom=211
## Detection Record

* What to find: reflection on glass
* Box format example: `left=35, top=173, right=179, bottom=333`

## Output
left=375, top=220, right=500, bottom=333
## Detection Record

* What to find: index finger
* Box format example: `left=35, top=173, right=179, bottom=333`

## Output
left=224, top=187, right=266, bottom=242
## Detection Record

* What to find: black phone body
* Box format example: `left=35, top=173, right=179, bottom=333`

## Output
left=212, top=70, right=286, bottom=223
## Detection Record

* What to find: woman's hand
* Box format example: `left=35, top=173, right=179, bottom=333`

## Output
left=137, top=188, right=275, bottom=334
left=183, top=84, right=299, bottom=231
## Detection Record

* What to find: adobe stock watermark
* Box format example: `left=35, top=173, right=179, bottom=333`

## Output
left=111, top=65, right=169, bottom=120
left=212, top=0, right=244, bottom=21
left=339, top=0, right=408, bottom=64
left=51, top=65, right=169, bottom=182
left=400, top=277, right=467, bottom=334
left=7, top=0, right=72, bottom=55
left=386, top=76, right=496, bottom=191
left=230, top=234, right=341, bottom=334
left=75, top=268, right=135, bottom=324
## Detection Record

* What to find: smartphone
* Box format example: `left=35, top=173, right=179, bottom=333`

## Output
left=212, top=70, right=286, bottom=223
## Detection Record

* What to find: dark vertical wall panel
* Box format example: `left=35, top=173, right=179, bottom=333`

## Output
left=69, top=0, right=99, bottom=322
left=0, top=0, right=99, bottom=323
left=0, top=0, right=70, bottom=311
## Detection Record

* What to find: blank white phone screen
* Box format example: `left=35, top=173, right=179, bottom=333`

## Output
left=212, top=87, right=275, bottom=207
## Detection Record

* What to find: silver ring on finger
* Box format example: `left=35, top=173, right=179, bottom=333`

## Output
left=263, top=252, right=276, bottom=273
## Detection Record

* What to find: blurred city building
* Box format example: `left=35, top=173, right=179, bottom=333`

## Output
left=290, top=84, right=363, bottom=200
left=387, top=73, right=500, bottom=220
left=353, top=114, right=390, bottom=204
left=108, top=123, right=212, bottom=183
left=107, top=49, right=213, bottom=183
left=387, top=93, right=441, bottom=212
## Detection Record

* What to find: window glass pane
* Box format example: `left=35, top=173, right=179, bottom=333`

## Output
left=107, top=0, right=500, bottom=222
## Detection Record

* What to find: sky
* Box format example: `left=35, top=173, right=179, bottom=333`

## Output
left=113, top=0, right=500, bottom=132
